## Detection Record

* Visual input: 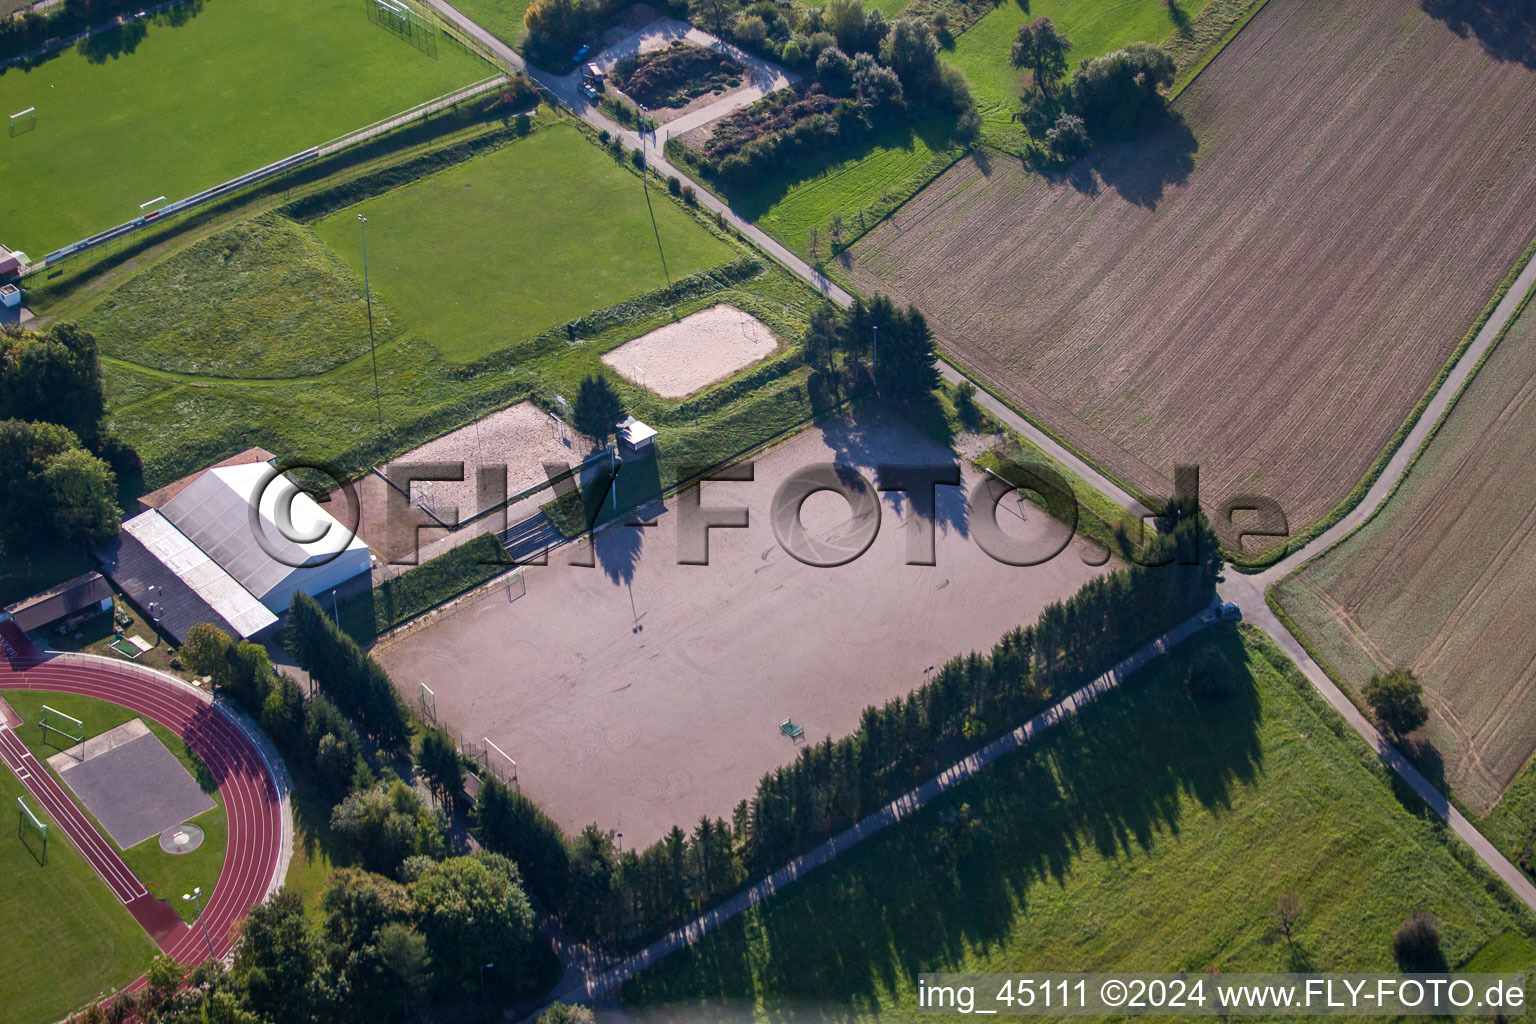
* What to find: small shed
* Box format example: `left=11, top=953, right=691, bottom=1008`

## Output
left=3, top=572, right=113, bottom=634
left=618, top=416, right=657, bottom=456
left=0, top=283, right=20, bottom=309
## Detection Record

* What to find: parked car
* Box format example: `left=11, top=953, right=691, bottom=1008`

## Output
left=1201, top=602, right=1243, bottom=624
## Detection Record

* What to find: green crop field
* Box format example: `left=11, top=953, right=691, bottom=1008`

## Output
left=4, top=690, right=227, bottom=925
left=0, top=0, right=488, bottom=255
left=0, top=764, right=154, bottom=1024
left=623, top=627, right=1534, bottom=1019
left=315, top=123, right=737, bottom=363
left=944, top=0, right=1210, bottom=148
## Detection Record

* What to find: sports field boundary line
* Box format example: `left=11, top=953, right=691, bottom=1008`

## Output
left=32, top=75, right=508, bottom=271
left=45, top=652, right=296, bottom=904
left=0, top=654, right=288, bottom=975
left=523, top=613, right=1215, bottom=1012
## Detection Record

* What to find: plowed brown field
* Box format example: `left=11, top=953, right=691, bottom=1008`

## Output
left=847, top=0, right=1536, bottom=552
left=1274, top=296, right=1536, bottom=812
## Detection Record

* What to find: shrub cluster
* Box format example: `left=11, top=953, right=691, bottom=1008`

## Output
left=609, top=41, right=744, bottom=108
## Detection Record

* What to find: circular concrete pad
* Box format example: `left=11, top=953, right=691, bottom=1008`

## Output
left=159, top=822, right=204, bottom=855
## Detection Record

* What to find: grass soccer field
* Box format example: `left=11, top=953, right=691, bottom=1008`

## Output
left=314, top=122, right=738, bottom=363
left=4, top=690, right=227, bottom=924
left=0, top=764, right=154, bottom=1024
left=0, top=0, right=488, bottom=256
left=621, top=627, right=1536, bottom=1020
left=1274, top=295, right=1536, bottom=817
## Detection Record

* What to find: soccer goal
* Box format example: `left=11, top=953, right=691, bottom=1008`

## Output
left=366, top=0, right=438, bottom=56
left=39, top=704, right=84, bottom=755
left=17, top=796, right=48, bottom=865
left=505, top=566, right=526, bottom=602
left=8, top=107, right=36, bottom=137
left=418, top=683, right=437, bottom=723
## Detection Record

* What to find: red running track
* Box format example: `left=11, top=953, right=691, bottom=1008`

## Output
left=0, top=654, right=282, bottom=965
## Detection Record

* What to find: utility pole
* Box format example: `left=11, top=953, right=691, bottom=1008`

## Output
left=637, top=149, right=672, bottom=289
left=359, top=214, right=383, bottom=431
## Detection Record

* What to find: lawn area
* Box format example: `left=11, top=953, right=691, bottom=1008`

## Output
left=452, top=0, right=533, bottom=47
left=728, top=109, right=962, bottom=262
left=0, top=765, right=154, bottom=1024
left=84, top=216, right=392, bottom=379
left=52, top=118, right=824, bottom=529
left=0, top=0, right=489, bottom=255
left=5, top=689, right=228, bottom=925
left=315, top=122, right=737, bottom=363
left=622, top=626, right=1533, bottom=1020
left=943, top=0, right=1209, bottom=149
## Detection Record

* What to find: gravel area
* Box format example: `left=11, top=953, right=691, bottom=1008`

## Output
left=602, top=304, right=779, bottom=397
left=342, top=402, right=590, bottom=563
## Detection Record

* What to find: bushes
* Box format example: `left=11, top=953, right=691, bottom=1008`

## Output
left=1392, top=912, right=1445, bottom=971
left=1068, top=42, right=1176, bottom=136
left=0, top=0, right=161, bottom=63
left=330, top=781, right=446, bottom=877
left=1045, top=112, right=1091, bottom=161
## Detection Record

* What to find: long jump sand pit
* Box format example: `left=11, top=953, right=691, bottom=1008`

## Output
left=601, top=303, right=779, bottom=397
left=339, top=402, right=590, bottom=564
left=373, top=414, right=1114, bottom=844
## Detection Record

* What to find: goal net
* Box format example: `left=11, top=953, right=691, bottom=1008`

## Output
left=8, top=107, right=36, bottom=137
left=39, top=704, right=84, bottom=753
left=17, top=797, right=48, bottom=864
left=366, top=0, right=438, bottom=56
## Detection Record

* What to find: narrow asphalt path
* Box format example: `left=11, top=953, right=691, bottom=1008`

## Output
left=531, top=614, right=1215, bottom=1012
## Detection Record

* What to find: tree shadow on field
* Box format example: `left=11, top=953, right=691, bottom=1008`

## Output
left=68, top=0, right=206, bottom=64
left=624, top=630, right=1266, bottom=1017
left=1044, top=106, right=1198, bottom=210
left=1420, top=0, right=1536, bottom=68
left=78, top=21, right=148, bottom=63
left=816, top=412, right=969, bottom=541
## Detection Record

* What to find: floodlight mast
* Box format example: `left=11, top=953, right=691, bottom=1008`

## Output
left=359, top=214, right=383, bottom=432
left=183, top=886, right=216, bottom=959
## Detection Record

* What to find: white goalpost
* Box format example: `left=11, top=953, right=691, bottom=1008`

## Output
left=8, top=107, right=36, bottom=137
left=17, top=797, right=48, bottom=864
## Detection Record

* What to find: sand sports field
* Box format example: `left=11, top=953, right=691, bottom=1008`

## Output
left=846, top=0, right=1536, bottom=553
left=373, top=415, right=1112, bottom=843
left=1275, top=299, right=1536, bottom=812
left=601, top=304, right=780, bottom=397
left=341, top=402, right=590, bottom=564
